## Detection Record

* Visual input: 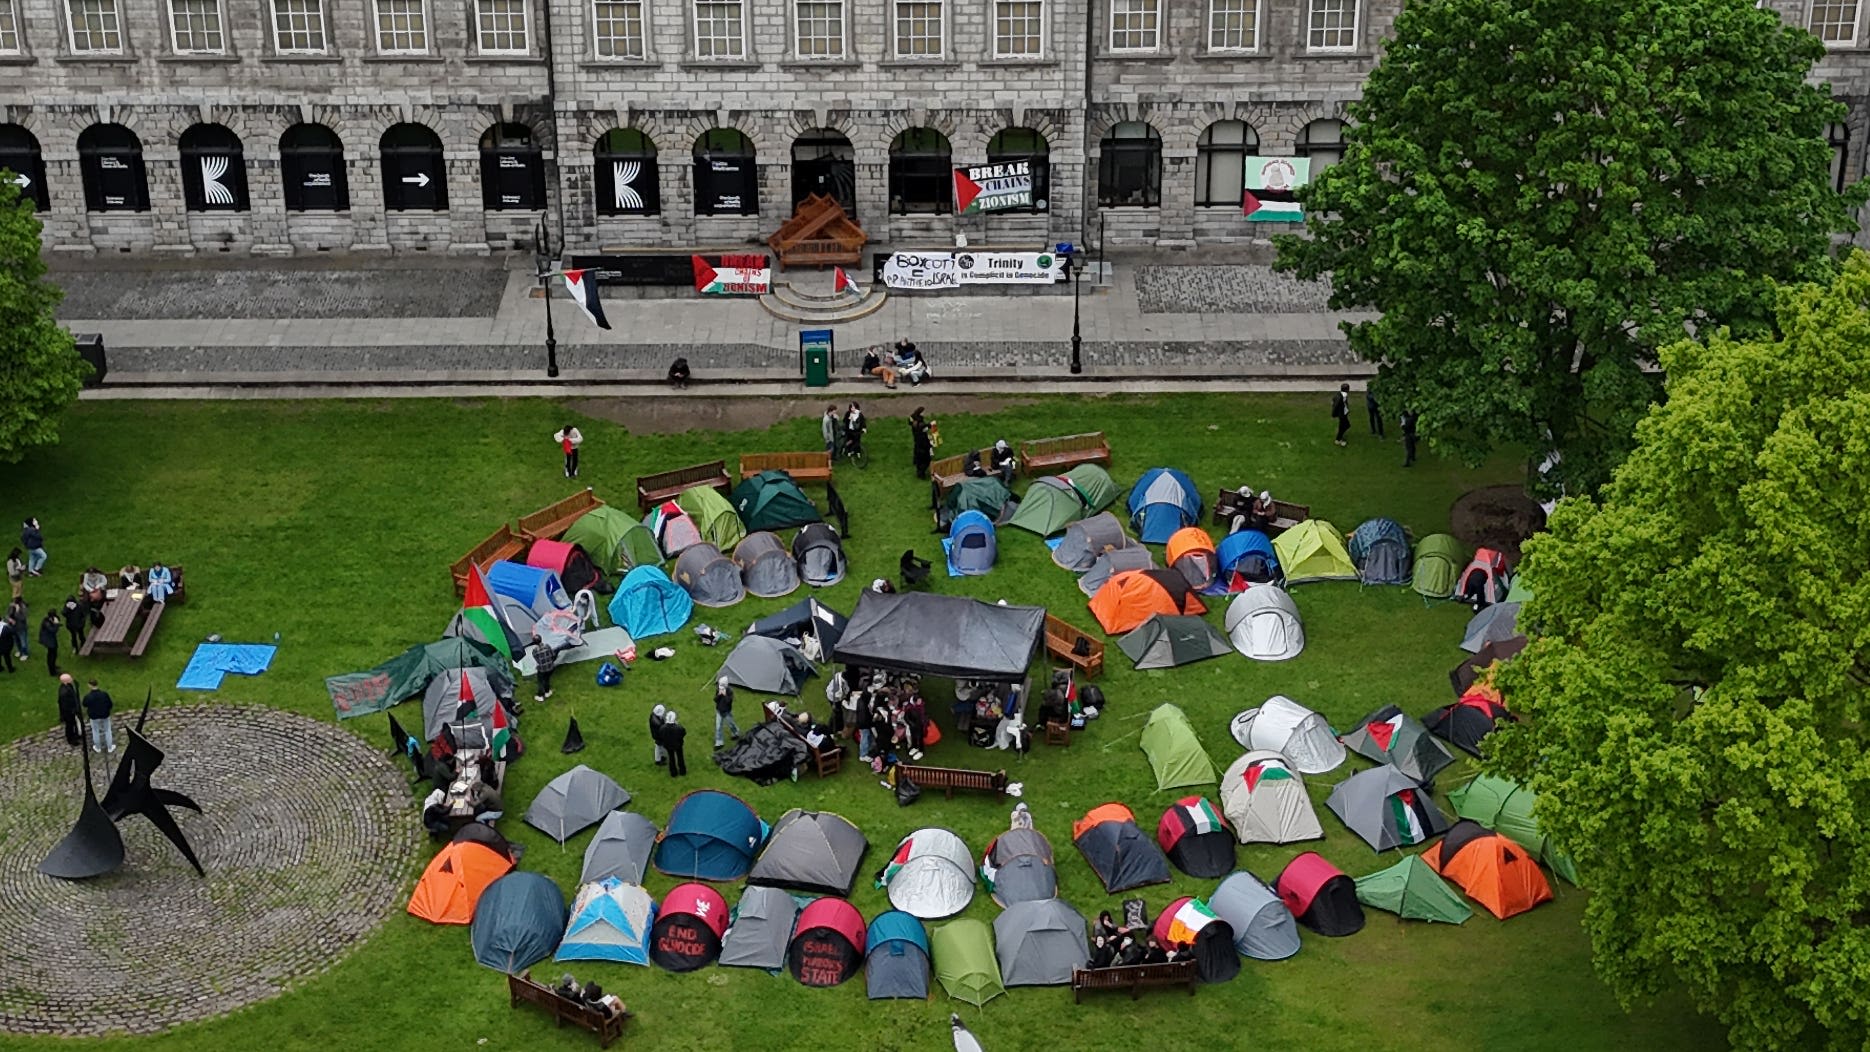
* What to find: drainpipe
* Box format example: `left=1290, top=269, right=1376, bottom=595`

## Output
left=540, top=0, right=567, bottom=250
left=1082, top=0, right=1096, bottom=253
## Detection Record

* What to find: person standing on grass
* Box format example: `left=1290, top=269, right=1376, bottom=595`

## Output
left=4, top=597, right=24, bottom=660
left=56, top=674, right=82, bottom=747
left=0, top=614, right=16, bottom=673
left=531, top=640, right=557, bottom=703
left=909, top=408, right=933, bottom=480
left=713, top=677, right=739, bottom=748
left=38, top=610, right=60, bottom=677
left=20, top=519, right=45, bottom=577
left=1401, top=409, right=1420, bottom=468
left=6, top=549, right=22, bottom=600
left=1366, top=387, right=1385, bottom=437
left=83, top=678, right=114, bottom=753
left=1332, top=384, right=1352, bottom=447
left=62, top=594, right=88, bottom=650
left=553, top=424, right=584, bottom=479
left=650, top=703, right=668, bottom=765
left=663, top=710, right=688, bottom=777
left=821, top=404, right=841, bottom=456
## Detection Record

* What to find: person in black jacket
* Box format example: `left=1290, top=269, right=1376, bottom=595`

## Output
left=1332, top=383, right=1352, bottom=446
left=55, top=673, right=82, bottom=746
left=83, top=678, right=114, bottom=752
left=1365, top=387, right=1384, bottom=436
left=713, top=677, right=739, bottom=748
left=38, top=610, right=60, bottom=677
left=663, top=710, right=687, bottom=777
left=908, top=408, right=933, bottom=480
left=0, top=614, right=16, bottom=673
left=1401, top=409, right=1420, bottom=467
left=62, top=595, right=87, bottom=649
left=531, top=642, right=557, bottom=703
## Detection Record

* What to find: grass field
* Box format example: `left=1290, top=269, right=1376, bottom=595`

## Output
left=0, top=394, right=1720, bottom=1052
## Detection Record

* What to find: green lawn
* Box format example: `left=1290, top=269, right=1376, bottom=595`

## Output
left=0, top=394, right=1719, bottom=1052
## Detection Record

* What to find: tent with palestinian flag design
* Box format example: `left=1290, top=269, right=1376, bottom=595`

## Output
left=1219, top=751, right=1324, bottom=844
left=1326, top=765, right=1451, bottom=852
left=1157, top=796, right=1236, bottom=878
left=1341, top=704, right=1455, bottom=785
left=1152, top=896, right=1240, bottom=983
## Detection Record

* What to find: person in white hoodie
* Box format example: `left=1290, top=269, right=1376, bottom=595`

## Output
left=553, top=424, right=584, bottom=478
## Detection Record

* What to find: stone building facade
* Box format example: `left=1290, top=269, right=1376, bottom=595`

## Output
left=0, top=0, right=1863, bottom=255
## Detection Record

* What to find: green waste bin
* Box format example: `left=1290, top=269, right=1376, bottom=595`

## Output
left=799, top=328, right=834, bottom=387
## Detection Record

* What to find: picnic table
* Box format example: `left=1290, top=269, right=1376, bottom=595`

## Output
left=79, top=591, right=160, bottom=658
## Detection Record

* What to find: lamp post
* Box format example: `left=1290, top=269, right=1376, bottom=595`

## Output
left=1066, top=253, right=1084, bottom=375
left=535, top=217, right=560, bottom=378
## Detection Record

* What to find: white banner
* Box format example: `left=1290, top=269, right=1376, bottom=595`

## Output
left=881, top=251, right=1064, bottom=288
left=882, top=251, right=960, bottom=289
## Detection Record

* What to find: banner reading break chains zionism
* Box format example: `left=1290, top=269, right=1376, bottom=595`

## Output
left=1241, top=156, right=1310, bottom=222
left=953, top=159, right=1036, bottom=213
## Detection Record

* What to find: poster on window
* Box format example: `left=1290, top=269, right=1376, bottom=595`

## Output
left=696, top=158, right=759, bottom=216
left=1241, top=156, right=1309, bottom=222
left=953, top=160, right=1036, bottom=213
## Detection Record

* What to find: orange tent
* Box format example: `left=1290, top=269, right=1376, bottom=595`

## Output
left=407, top=841, right=514, bottom=924
left=1165, top=528, right=1219, bottom=589
left=1088, top=568, right=1207, bottom=635
left=1424, top=820, right=1552, bottom=920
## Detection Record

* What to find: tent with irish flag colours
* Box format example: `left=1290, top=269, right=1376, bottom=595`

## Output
left=1326, top=765, right=1450, bottom=852
left=1152, top=896, right=1240, bottom=983
left=1157, top=796, right=1236, bottom=878
left=1340, top=704, right=1455, bottom=786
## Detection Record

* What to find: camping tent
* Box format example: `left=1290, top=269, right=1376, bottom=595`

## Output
left=948, top=510, right=998, bottom=575
left=791, top=523, right=848, bottom=587
left=748, top=597, right=847, bottom=655
left=1088, top=568, right=1206, bottom=635
left=1077, top=545, right=1155, bottom=598
left=557, top=878, right=656, bottom=964
left=1461, top=602, right=1521, bottom=653
left=1118, top=614, right=1232, bottom=670
left=1166, top=527, right=1219, bottom=589
left=1448, top=775, right=1579, bottom=884
left=650, top=882, right=730, bottom=971
left=930, top=919, right=1005, bottom=1006
left=327, top=636, right=509, bottom=722
left=980, top=828, right=1056, bottom=907
left=1455, top=548, right=1511, bottom=607
left=674, top=543, right=746, bottom=608
left=1424, top=820, right=1554, bottom=919
left=1341, top=705, right=1455, bottom=785
left=1228, top=695, right=1344, bottom=773
left=718, top=886, right=799, bottom=970
left=1326, top=765, right=1451, bottom=851
left=732, top=470, right=822, bottom=532
left=1157, top=796, right=1236, bottom=878
left=1139, top=704, right=1218, bottom=790
left=580, top=810, right=660, bottom=886
left=1051, top=511, right=1136, bottom=572
left=562, top=505, right=663, bottom=573
left=487, top=560, right=571, bottom=613
left=1410, top=533, right=1467, bottom=599
left=940, top=476, right=1015, bottom=532
left=1217, top=530, right=1280, bottom=587
left=408, top=841, right=513, bottom=924
left=525, top=765, right=631, bottom=844
left=420, top=666, right=513, bottom=740
left=718, top=634, right=816, bottom=695
left=655, top=790, right=765, bottom=881
left=1276, top=853, right=1364, bottom=936
left=1272, top=520, right=1358, bottom=585
left=607, top=565, right=694, bottom=638
left=1128, top=468, right=1203, bottom=543
left=471, top=872, right=568, bottom=973
left=1072, top=803, right=1172, bottom=893
left=1347, top=518, right=1411, bottom=585
left=734, top=531, right=800, bottom=598
left=1353, top=855, right=1472, bottom=924
left=1151, top=897, right=1240, bottom=983
left=1219, top=750, right=1325, bottom=844
left=1449, top=637, right=1527, bottom=696
left=878, top=828, right=977, bottom=919
left=527, top=538, right=603, bottom=598
left=678, top=485, right=747, bottom=551
left=1063, top=463, right=1119, bottom=512
left=1209, top=872, right=1302, bottom=960
left=787, top=897, right=867, bottom=987
left=1424, top=691, right=1516, bottom=757
left=1007, top=476, right=1090, bottom=537
left=1223, top=587, right=1305, bottom=661
left=833, top=592, right=1045, bottom=682
left=994, top=898, right=1089, bottom=986
left=748, top=809, right=869, bottom=896
left=649, top=501, right=704, bottom=558
left=865, top=911, right=932, bottom=1000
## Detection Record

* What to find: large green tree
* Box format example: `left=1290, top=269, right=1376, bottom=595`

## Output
left=0, top=176, right=83, bottom=463
left=1493, top=253, right=1870, bottom=1049
left=1275, top=0, right=1862, bottom=496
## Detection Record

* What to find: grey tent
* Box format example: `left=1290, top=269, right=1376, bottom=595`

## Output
left=420, top=666, right=513, bottom=741
left=673, top=542, right=746, bottom=607
left=718, top=885, right=799, bottom=970
left=471, top=872, right=568, bottom=973
left=992, top=898, right=1089, bottom=986
left=1208, top=871, right=1302, bottom=960
left=833, top=592, right=1045, bottom=682
left=1326, top=765, right=1451, bottom=852
left=1117, top=614, right=1234, bottom=670
left=525, top=764, right=631, bottom=844
left=1077, top=546, right=1155, bottom=598
left=791, top=523, right=848, bottom=587
left=1051, top=512, right=1138, bottom=572
left=1341, top=705, right=1455, bottom=785
left=865, top=911, right=932, bottom=1000
left=981, top=828, right=1057, bottom=907
left=1348, top=518, right=1412, bottom=585
left=748, top=597, right=847, bottom=656
left=747, top=809, right=869, bottom=896
left=734, top=531, right=801, bottom=598
left=1461, top=602, right=1522, bottom=653
left=579, top=810, right=660, bottom=885
left=718, top=635, right=818, bottom=695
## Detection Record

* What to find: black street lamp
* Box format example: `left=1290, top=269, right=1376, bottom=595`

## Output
left=1065, top=253, right=1084, bottom=375
left=534, top=217, right=560, bottom=378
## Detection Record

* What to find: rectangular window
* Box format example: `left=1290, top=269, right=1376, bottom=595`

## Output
left=1207, top=0, right=1254, bottom=51
left=994, top=0, right=1041, bottom=57
left=67, top=0, right=123, bottom=52
left=0, top=0, right=23, bottom=52
left=592, top=0, right=644, bottom=56
left=1306, top=0, right=1355, bottom=51
left=272, top=0, right=327, bottom=52
left=375, top=0, right=427, bottom=52
left=693, top=0, right=745, bottom=58
left=1107, top=0, right=1156, bottom=51
left=795, top=0, right=843, bottom=56
left=476, top=0, right=528, bottom=52
left=169, top=0, right=224, bottom=52
left=894, top=0, right=942, bottom=56
left=1810, top=0, right=1860, bottom=44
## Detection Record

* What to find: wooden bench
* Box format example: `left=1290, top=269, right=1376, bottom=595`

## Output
left=1212, top=489, right=1311, bottom=537
left=520, top=489, right=604, bottom=543
left=740, top=452, right=833, bottom=484
left=508, top=972, right=630, bottom=1048
left=929, top=448, right=998, bottom=504
left=1020, top=432, right=1111, bottom=475
left=763, top=702, right=845, bottom=777
left=451, top=524, right=525, bottom=597
left=1044, top=613, right=1105, bottom=679
left=895, top=764, right=1008, bottom=799
left=636, top=460, right=731, bottom=512
left=1070, top=960, right=1199, bottom=1003
left=128, top=600, right=164, bottom=659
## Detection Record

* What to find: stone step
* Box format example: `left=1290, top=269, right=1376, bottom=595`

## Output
left=759, top=286, right=891, bottom=323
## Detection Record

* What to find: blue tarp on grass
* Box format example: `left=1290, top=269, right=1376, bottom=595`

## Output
left=177, top=643, right=278, bottom=690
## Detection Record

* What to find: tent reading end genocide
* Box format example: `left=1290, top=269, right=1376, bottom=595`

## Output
left=833, top=592, right=1044, bottom=681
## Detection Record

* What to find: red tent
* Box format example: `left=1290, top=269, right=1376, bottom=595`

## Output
left=787, top=897, right=867, bottom=987
left=527, top=537, right=604, bottom=596
left=651, top=882, right=730, bottom=972
left=1275, top=852, right=1364, bottom=937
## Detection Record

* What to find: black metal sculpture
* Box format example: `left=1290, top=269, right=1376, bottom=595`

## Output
left=37, top=742, right=126, bottom=880
left=40, top=689, right=205, bottom=880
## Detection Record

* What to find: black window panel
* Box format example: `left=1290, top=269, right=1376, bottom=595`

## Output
left=595, top=129, right=660, bottom=215
left=179, top=126, right=250, bottom=212
left=1099, top=140, right=1161, bottom=207
left=693, top=130, right=758, bottom=216
left=381, top=125, right=447, bottom=211
left=281, top=125, right=349, bottom=212
left=78, top=126, right=149, bottom=212
left=479, top=123, right=545, bottom=211
left=889, top=128, right=952, bottom=215
left=791, top=132, right=856, bottom=214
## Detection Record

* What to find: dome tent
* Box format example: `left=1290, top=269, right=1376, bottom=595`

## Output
left=1127, top=468, right=1203, bottom=544
left=1272, top=520, right=1358, bottom=585
left=408, top=841, right=513, bottom=925
left=1166, top=526, right=1219, bottom=589
left=994, top=897, right=1089, bottom=986
left=980, top=828, right=1057, bottom=907
left=1118, top=614, right=1232, bottom=670
left=607, top=565, right=693, bottom=638
left=1072, top=803, right=1172, bottom=893
left=649, top=500, right=704, bottom=558
left=1455, top=548, right=1511, bottom=606
left=1157, top=796, right=1236, bottom=878
left=1139, top=704, right=1218, bottom=790
left=1008, top=475, right=1091, bottom=537
left=748, top=809, right=869, bottom=896
left=786, top=897, right=867, bottom=987
left=1088, top=568, right=1206, bottom=635
left=1151, top=896, right=1240, bottom=983
left=1342, top=704, right=1455, bottom=785
left=930, top=919, right=1005, bottom=1006
left=731, top=470, right=822, bottom=531
left=1411, top=533, right=1467, bottom=599
left=1276, top=852, right=1364, bottom=936
left=940, top=475, right=1016, bottom=531
left=1229, top=695, right=1344, bottom=774
left=717, top=634, right=816, bottom=695
left=1223, top=587, right=1304, bottom=661
left=580, top=810, right=660, bottom=885
left=677, top=485, right=746, bottom=551
left=562, top=505, right=662, bottom=573
left=947, top=510, right=998, bottom=575
left=733, top=531, right=800, bottom=598
left=1347, top=517, right=1411, bottom=585
left=1447, top=774, right=1579, bottom=884
left=471, top=872, right=568, bottom=973
left=1326, top=765, right=1451, bottom=851
left=877, top=828, right=977, bottom=919
left=650, top=882, right=730, bottom=971
left=1424, top=820, right=1553, bottom=920
left=556, top=877, right=656, bottom=964
left=718, top=885, right=799, bottom=970
left=1219, top=750, right=1325, bottom=844
left=674, top=542, right=746, bottom=608
left=1208, top=872, right=1302, bottom=960
left=419, top=666, right=512, bottom=741
left=524, top=765, right=631, bottom=844
left=747, top=596, right=847, bottom=655
left=655, top=789, right=765, bottom=881
left=487, top=559, right=571, bottom=614
left=791, top=523, right=847, bottom=587
left=1077, top=545, right=1155, bottom=598
left=1051, top=511, right=1137, bottom=572
left=1217, top=530, right=1280, bottom=587
left=1461, top=602, right=1522, bottom=654
left=865, top=911, right=932, bottom=1000
left=1424, top=691, right=1516, bottom=757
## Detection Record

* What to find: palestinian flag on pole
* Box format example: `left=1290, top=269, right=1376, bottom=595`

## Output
left=562, top=269, right=612, bottom=330
left=488, top=693, right=512, bottom=760
left=834, top=265, right=862, bottom=297
left=461, top=564, right=513, bottom=659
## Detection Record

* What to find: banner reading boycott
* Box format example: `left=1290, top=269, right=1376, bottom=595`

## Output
left=880, top=251, right=1065, bottom=288
left=954, top=160, right=1036, bottom=213
left=1241, top=156, right=1310, bottom=222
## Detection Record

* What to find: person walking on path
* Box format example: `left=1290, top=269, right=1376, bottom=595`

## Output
left=20, top=519, right=45, bottom=576
left=1401, top=409, right=1420, bottom=468
left=663, top=710, right=688, bottom=777
left=56, top=674, right=82, bottom=747
left=38, top=610, right=60, bottom=677
left=83, top=678, right=114, bottom=753
left=821, top=404, right=841, bottom=456
left=650, top=703, right=668, bottom=765
left=712, top=676, right=740, bottom=748
left=553, top=425, right=584, bottom=479
left=62, top=594, right=88, bottom=651
left=6, top=549, right=22, bottom=600
left=1332, top=384, right=1352, bottom=446
left=531, top=641, right=557, bottom=703
left=908, top=408, right=933, bottom=480
left=1366, top=388, right=1385, bottom=437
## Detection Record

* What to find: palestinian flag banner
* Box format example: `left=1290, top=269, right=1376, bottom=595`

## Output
left=1179, top=796, right=1225, bottom=836
left=461, top=564, right=513, bottom=659
left=562, top=268, right=612, bottom=329
left=1161, top=898, right=1220, bottom=946
left=1365, top=712, right=1405, bottom=752
left=1243, top=758, right=1292, bottom=791
left=1241, top=156, right=1310, bottom=222
left=875, top=836, right=916, bottom=889
left=953, top=159, right=1035, bottom=214
left=489, top=692, right=512, bottom=760
left=979, top=837, right=1002, bottom=892
left=693, top=253, right=772, bottom=295
left=1390, top=788, right=1428, bottom=845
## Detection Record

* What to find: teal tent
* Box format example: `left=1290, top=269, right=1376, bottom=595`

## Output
left=942, top=476, right=1015, bottom=524
left=732, top=471, right=823, bottom=531
left=562, top=506, right=662, bottom=572
left=326, top=637, right=508, bottom=721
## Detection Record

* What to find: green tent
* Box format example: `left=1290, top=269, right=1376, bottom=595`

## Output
left=1353, top=855, right=1473, bottom=924
left=930, top=919, right=1005, bottom=1006
left=1273, top=519, right=1358, bottom=584
left=943, top=476, right=1014, bottom=521
left=1448, top=774, right=1579, bottom=885
left=325, top=637, right=508, bottom=721
left=1063, top=464, right=1119, bottom=513
left=1139, top=703, right=1218, bottom=790
left=1008, top=478, right=1091, bottom=536
left=1411, top=533, right=1467, bottom=599
left=731, top=470, right=823, bottom=532
left=678, top=485, right=746, bottom=551
left=561, top=505, right=662, bottom=572
left=1504, top=575, right=1533, bottom=604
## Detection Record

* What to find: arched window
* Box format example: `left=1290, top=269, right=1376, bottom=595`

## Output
left=281, top=124, right=348, bottom=212
left=380, top=123, right=447, bottom=211
left=595, top=129, right=659, bottom=216
left=1297, top=119, right=1345, bottom=174
left=0, top=124, right=49, bottom=211
left=77, top=124, right=148, bottom=212
left=1098, top=121, right=1160, bottom=207
left=970, top=128, right=1047, bottom=214
left=1828, top=120, right=1850, bottom=193
left=179, top=124, right=249, bottom=212
left=479, top=122, right=546, bottom=211
left=888, top=127, right=952, bottom=214
left=694, top=128, right=757, bottom=216
left=1195, top=120, right=1257, bottom=208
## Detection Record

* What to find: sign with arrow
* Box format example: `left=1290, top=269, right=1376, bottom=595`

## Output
left=401, top=172, right=430, bottom=187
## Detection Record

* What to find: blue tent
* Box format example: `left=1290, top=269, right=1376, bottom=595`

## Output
left=654, top=790, right=766, bottom=881
left=557, top=877, right=656, bottom=965
left=1128, top=468, right=1203, bottom=544
left=471, top=872, right=568, bottom=974
left=487, top=560, right=570, bottom=613
left=865, top=910, right=932, bottom=1000
left=949, top=510, right=998, bottom=576
left=607, top=565, right=694, bottom=638
left=1217, top=530, right=1280, bottom=585
left=1348, top=518, right=1412, bottom=585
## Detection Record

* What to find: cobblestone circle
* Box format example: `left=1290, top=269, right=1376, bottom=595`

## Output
left=1135, top=264, right=1335, bottom=314
left=56, top=265, right=508, bottom=320
left=0, top=704, right=417, bottom=1037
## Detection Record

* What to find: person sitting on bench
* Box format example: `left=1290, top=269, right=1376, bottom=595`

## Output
left=1088, top=934, right=1118, bottom=969
left=117, top=564, right=143, bottom=590
left=1141, top=937, right=1170, bottom=965
left=987, top=440, right=1016, bottom=485
left=146, top=563, right=176, bottom=603
left=80, top=567, right=108, bottom=608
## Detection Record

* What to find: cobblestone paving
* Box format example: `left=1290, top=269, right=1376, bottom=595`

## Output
left=56, top=265, right=509, bottom=320
left=0, top=704, right=417, bottom=1036
left=1135, top=264, right=1335, bottom=314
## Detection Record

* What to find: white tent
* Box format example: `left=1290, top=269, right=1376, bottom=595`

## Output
left=1228, top=695, right=1344, bottom=774
left=1218, top=750, right=1325, bottom=844
left=880, top=828, right=977, bottom=919
left=1223, top=586, right=1305, bottom=661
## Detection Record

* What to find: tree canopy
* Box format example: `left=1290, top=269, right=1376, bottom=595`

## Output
left=0, top=177, right=83, bottom=463
left=1275, top=0, right=1862, bottom=496
left=1492, top=252, right=1870, bottom=1050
